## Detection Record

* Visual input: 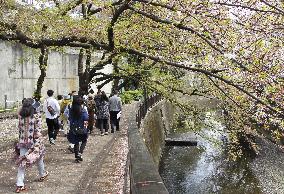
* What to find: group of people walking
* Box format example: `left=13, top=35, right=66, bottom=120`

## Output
left=13, top=88, right=122, bottom=193
left=96, top=90, right=122, bottom=136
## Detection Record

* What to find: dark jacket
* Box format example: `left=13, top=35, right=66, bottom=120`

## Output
left=67, top=108, right=89, bottom=144
left=96, top=101, right=110, bottom=119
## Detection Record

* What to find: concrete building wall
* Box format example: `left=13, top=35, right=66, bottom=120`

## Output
left=0, top=40, right=112, bottom=109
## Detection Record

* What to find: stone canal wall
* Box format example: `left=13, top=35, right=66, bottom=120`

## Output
left=139, top=100, right=175, bottom=165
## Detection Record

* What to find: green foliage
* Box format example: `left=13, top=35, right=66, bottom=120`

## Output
left=120, top=90, right=143, bottom=104
left=1, top=0, right=284, bottom=160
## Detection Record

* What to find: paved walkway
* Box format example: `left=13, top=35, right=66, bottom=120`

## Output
left=0, top=104, right=133, bottom=194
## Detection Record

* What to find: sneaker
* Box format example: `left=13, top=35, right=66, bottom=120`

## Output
left=100, top=133, right=104, bottom=136
left=75, top=154, right=83, bottom=162
left=104, top=132, right=109, bottom=135
left=50, top=139, right=55, bottom=145
left=68, top=146, right=74, bottom=153
left=78, top=155, right=83, bottom=161
left=15, top=186, right=28, bottom=193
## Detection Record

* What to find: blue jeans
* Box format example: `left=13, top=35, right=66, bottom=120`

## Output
left=16, top=148, right=45, bottom=187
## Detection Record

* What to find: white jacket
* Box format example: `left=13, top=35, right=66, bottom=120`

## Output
left=43, top=97, right=60, bottom=119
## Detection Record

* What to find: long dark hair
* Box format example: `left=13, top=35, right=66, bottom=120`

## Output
left=100, top=92, right=109, bottom=102
left=70, top=95, right=83, bottom=118
left=19, top=98, right=34, bottom=118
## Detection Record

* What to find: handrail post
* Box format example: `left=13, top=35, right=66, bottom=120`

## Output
left=4, top=95, right=7, bottom=110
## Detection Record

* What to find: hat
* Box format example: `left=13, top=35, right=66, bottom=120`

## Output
left=32, top=100, right=41, bottom=110
left=63, top=95, right=71, bottom=100
left=88, top=94, right=94, bottom=99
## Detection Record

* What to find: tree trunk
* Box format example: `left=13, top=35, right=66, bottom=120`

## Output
left=34, top=45, right=48, bottom=98
left=112, top=60, right=119, bottom=91
left=85, top=49, right=91, bottom=92
left=78, top=48, right=85, bottom=95
left=78, top=49, right=92, bottom=95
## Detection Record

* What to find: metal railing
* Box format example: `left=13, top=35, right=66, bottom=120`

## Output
left=136, top=94, right=162, bottom=128
left=3, top=95, right=21, bottom=111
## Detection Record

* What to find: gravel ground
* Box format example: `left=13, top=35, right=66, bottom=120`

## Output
left=251, top=137, right=284, bottom=194
left=0, top=104, right=133, bottom=194
left=0, top=118, right=19, bottom=145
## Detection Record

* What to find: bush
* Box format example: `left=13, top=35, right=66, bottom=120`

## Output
left=120, top=90, right=143, bottom=104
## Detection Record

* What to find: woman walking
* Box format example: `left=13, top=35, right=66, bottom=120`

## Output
left=96, top=92, right=110, bottom=136
left=15, top=98, right=48, bottom=193
left=67, top=96, right=89, bottom=162
left=86, top=94, right=96, bottom=134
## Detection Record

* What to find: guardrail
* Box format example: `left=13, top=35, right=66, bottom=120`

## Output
left=136, top=95, right=162, bottom=128
left=3, top=95, right=21, bottom=111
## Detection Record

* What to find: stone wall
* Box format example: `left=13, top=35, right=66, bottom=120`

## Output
left=139, top=100, right=175, bottom=165
left=128, top=102, right=169, bottom=194
left=0, top=40, right=113, bottom=108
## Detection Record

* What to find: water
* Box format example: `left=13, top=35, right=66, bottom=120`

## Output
left=159, top=112, right=262, bottom=194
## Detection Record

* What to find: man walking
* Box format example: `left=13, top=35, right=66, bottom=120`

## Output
left=109, top=90, right=122, bottom=133
left=43, top=90, right=60, bottom=145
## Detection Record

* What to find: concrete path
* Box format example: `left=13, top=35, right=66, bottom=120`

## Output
left=0, top=104, right=133, bottom=194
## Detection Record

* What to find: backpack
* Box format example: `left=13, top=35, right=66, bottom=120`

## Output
left=46, top=100, right=56, bottom=116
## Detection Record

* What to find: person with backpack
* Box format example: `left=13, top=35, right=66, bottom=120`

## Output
left=14, top=98, right=48, bottom=193
left=43, top=90, right=60, bottom=145
left=67, top=96, right=89, bottom=162
left=96, top=92, right=110, bottom=136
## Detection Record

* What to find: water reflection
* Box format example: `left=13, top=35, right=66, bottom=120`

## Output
left=159, top=112, right=261, bottom=194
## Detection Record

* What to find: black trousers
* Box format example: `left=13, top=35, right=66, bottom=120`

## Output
left=110, top=111, right=120, bottom=132
left=46, top=118, right=60, bottom=141
left=74, top=136, right=87, bottom=158
left=97, top=118, right=109, bottom=133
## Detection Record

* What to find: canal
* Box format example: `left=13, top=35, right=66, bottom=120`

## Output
left=159, top=111, right=262, bottom=194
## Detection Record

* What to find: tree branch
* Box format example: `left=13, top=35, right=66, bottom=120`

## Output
left=207, top=76, right=242, bottom=107
left=260, top=0, right=284, bottom=15
left=128, top=5, right=223, bottom=54
left=108, top=0, right=131, bottom=49
left=120, top=47, right=284, bottom=116
left=213, top=2, right=282, bottom=15
left=128, top=5, right=250, bottom=72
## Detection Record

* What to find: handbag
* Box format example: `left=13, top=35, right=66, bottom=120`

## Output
left=70, top=125, right=85, bottom=135
left=46, top=100, right=56, bottom=116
